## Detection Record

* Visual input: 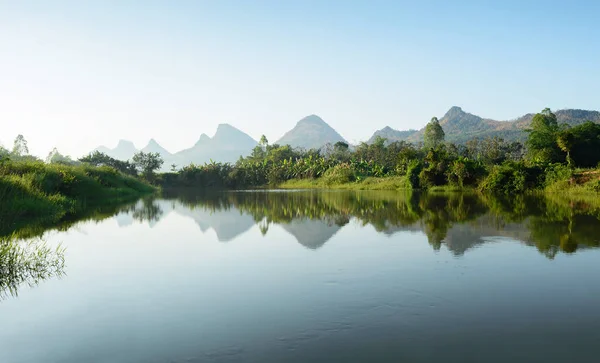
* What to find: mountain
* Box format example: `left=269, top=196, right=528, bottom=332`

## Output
left=276, top=115, right=347, bottom=149
left=383, top=107, right=600, bottom=144
left=94, top=139, right=138, bottom=160
left=368, top=126, right=418, bottom=144
left=141, top=139, right=172, bottom=158
left=173, top=123, right=258, bottom=166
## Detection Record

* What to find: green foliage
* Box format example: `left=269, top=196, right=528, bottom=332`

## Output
left=0, top=160, right=154, bottom=234
left=526, top=108, right=563, bottom=164
left=322, top=164, right=356, bottom=185
left=79, top=151, right=137, bottom=176
left=478, top=162, right=543, bottom=194
left=46, top=148, right=78, bottom=165
left=12, top=134, right=29, bottom=157
left=405, top=159, right=423, bottom=189
left=567, top=122, right=600, bottom=167
left=419, top=146, right=449, bottom=188
left=132, top=151, right=164, bottom=179
left=447, top=157, right=485, bottom=187
left=544, top=163, right=574, bottom=190
left=424, top=117, right=445, bottom=149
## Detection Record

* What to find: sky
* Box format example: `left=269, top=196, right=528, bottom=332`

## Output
left=1, top=0, right=599, bottom=158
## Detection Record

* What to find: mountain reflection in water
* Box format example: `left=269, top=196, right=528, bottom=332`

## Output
left=113, top=190, right=600, bottom=259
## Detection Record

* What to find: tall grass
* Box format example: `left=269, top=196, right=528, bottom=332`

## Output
left=0, top=160, right=155, bottom=234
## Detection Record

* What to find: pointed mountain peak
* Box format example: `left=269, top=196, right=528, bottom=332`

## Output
left=443, top=106, right=466, bottom=119
left=381, top=126, right=394, bottom=132
left=194, top=133, right=211, bottom=147
left=297, top=114, right=326, bottom=126
left=216, top=123, right=236, bottom=131
left=212, top=124, right=250, bottom=142
left=142, top=138, right=171, bottom=155
left=276, top=114, right=346, bottom=149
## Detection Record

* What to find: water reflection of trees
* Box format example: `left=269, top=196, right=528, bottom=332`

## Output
left=0, top=238, right=65, bottom=300
left=163, top=189, right=600, bottom=258
left=119, top=198, right=164, bottom=224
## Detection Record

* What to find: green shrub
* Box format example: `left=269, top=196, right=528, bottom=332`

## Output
left=322, top=164, right=356, bottom=185
left=479, top=162, right=543, bottom=194
left=405, top=160, right=423, bottom=189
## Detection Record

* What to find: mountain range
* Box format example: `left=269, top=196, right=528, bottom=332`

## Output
left=92, top=107, right=600, bottom=168
left=384, top=106, right=600, bottom=144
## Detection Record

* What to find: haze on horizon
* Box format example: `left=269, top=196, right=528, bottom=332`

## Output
left=1, top=0, right=599, bottom=158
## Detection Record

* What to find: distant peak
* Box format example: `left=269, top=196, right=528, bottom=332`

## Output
left=444, top=106, right=466, bottom=118
left=214, top=123, right=244, bottom=136
left=195, top=133, right=211, bottom=146
left=147, top=138, right=159, bottom=146
left=381, top=126, right=394, bottom=132
left=298, top=114, right=326, bottom=125
left=216, top=123, right=237, bottom=131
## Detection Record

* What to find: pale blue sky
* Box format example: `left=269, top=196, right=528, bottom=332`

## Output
left=1, top=0, right=598, bottom=157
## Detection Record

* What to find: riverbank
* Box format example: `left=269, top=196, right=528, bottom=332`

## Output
left=276, top=167, right=600, bottom=194
left=0, top=160, right=155, bottom=236
left=278, top=176, right=410, bottom=190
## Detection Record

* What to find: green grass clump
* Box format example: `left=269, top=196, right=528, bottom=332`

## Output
left=0, top=160, right=155, bottom=235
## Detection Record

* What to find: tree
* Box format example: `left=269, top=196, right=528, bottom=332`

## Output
left=132, top=151, right=164, bottom=178
left=331, top=141, right=351, bottom=162
left=259, top=135, right=269, bottom=148
left=79, top=151, right=137, bottom=175
left=424, top=117, right=445, bottom=149
left=526, top=108, right=562, bottom=164
left=46, top=148, right=76, bottom=165
left=0, top=146, right=9, bottom=164
left=170, top=164, right=177, bottom=172
left=12, top=134, right=29, bottom=156
left=556, top=130, right=575, bottom=168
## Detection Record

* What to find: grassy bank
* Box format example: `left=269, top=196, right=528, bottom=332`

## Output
left=278, top=176, right=410, bottom=190
left=276, top=166, right=600, bottom=195
left=0, top=160, right=155, bottom=235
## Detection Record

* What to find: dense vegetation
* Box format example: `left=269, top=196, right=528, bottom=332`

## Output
left=155, top=109, right=600, bottom=195
left=0, top=156, right=154, bottom=235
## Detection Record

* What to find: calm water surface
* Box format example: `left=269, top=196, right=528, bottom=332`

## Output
left=2, top=190, right=600, bottom=363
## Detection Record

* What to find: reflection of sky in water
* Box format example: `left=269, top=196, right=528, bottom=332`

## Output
left=2, top=192, right=600, bottom=363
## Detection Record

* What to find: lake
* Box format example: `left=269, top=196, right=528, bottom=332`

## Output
left=2, top=190, right=600, bottom=363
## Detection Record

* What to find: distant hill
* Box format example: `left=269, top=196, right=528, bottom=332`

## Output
left=94, top=139, right=138, bottom=161
left=141, top=139, right=172, bottom=158
left=90, top=124, right=257, bottom=170
left=276, top=115, right=347, bottom=149
left=90, top=107, right=600, bottom=169
left=371, top=107, right=600, bottom=144
left=368, top=126, right=418, bottom=144
left=173, top=123, right=257, bottom=166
